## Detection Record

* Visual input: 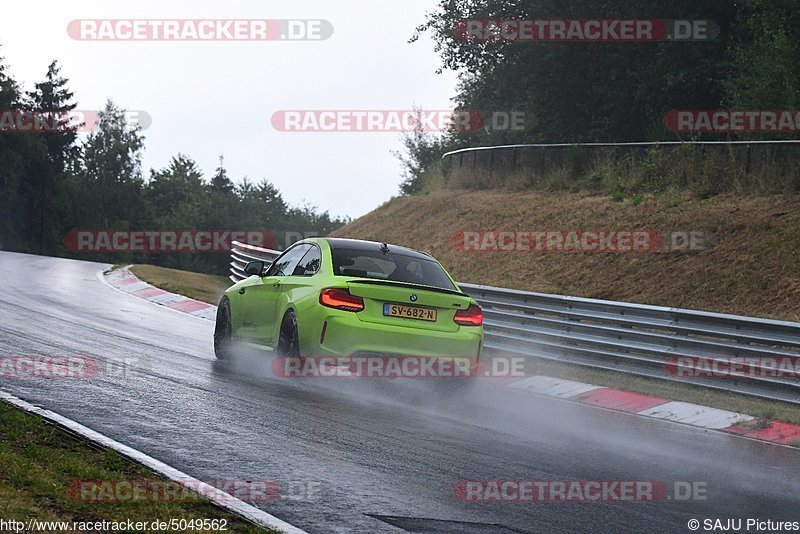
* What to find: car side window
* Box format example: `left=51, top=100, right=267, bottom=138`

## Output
left=265, top=244, right=311, bottom=277
left=292, top=245, right=321, bottom=276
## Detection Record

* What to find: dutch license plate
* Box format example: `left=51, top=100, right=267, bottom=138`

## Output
left=383, top=303, right=437, bottom=322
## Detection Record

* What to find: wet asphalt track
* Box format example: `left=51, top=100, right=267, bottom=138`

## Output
left=0, top=251, right=798, bottom=533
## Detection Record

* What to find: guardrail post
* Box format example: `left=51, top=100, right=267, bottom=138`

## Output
left=539, top=147, right=546, bottom=180
left=700, top=144, right=706, bottom=178
left=745, top=143, right=751, bottom=176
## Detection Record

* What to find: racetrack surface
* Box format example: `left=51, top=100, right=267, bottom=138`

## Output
left=1, top=251, right=798, bottom=533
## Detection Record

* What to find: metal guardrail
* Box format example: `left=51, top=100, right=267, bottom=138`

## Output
left=229, top=241, right=800, bottom=405
left=440, top=139, right=800, bottom=178
left=441, top=139, right=800, bottom=160
left=229, top=241, right=281, bottom=282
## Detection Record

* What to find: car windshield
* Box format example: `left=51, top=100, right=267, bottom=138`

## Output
left=330, top=246, right=457, bottom=291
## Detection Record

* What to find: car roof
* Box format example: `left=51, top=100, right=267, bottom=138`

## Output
left=323, top=238, right=432, bottom=260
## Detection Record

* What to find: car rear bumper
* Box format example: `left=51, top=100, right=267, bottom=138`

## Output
left=312, top=313, right=483, bottom=359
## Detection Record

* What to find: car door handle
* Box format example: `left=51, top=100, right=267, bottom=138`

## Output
left=239, top=288, right=246, bottom=295
left=272, top=279, right=281, bottom=287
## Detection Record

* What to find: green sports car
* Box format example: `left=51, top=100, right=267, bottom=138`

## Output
left=213, top=238, right=483, bottom=367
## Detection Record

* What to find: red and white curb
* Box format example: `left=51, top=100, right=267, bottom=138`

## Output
left=101, top=267, right=800, bottom=449
left=103, top=267, right=218, bottom=321
left=0, top=390, right=307, bottom=534
left=501, top=375, right=800, bottom=446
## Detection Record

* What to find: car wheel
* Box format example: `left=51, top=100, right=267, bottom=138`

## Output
left=214, top=297, right=233, bottom=360
left=277, top=310, right=300, bottom=357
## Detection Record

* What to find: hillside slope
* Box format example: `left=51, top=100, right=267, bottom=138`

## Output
left=332, top=190, right=800, bottom=321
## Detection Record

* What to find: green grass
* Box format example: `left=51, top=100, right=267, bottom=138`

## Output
left=0, top=400, right=274, bottom=532
left=129, top=264, right=231, bottom=305
left=440, top=144, right=800, bottom=196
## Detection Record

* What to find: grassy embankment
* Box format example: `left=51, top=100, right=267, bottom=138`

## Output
left=0, top=400, right=273, bottom=532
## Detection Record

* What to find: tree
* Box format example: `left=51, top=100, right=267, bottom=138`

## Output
left=394, top=108, right=449, bottom=195
left=28, top=60, right=79, bottom=253
left=726, top=0, right=800, bottom=110
left=140, top=154, right=207, bottom=269
left=412, top=0, right=737, bottom=142
left=396, top=0, right=742, bottom=193
left=208, top=155, right=234, bottom=194
left=79, top=99, right=146, bottom=228
left=147, top=154, right=205, bottom=219
left=202, top=154, right=239, bottom=239
left=0, top=48, right=26, bottom=251
left=0, top=53, right=356, bottom=271
left=235, top=178, right=288, bottom=229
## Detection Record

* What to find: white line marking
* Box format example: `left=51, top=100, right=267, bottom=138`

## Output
left=637, top=401, right=753, bottom=429
left=96, top=270, right=214, bottom=324
left=0, top=390, right=307, bottom=534
left=507, top=375, right=604, bottom=398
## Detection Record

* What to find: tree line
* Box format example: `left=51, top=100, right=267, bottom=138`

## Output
left=398, top=0, right=800, bottom=194
left=0, top=53, right=346, bottom=274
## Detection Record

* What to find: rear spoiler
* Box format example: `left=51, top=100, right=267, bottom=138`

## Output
left=346, top=279, right=465, bottom=297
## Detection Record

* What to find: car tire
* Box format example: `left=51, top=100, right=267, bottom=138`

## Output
left=214, top=297, right=233, bottom=360
left=277, top=310, right=300, bottom=357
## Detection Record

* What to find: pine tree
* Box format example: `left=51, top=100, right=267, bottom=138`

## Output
left=209, top=155, right=234, bottom=194
left=28, top=60, right=78, bottom=253
left=81, top=99, right=146, bottom=228
left=0, top=47, right=25, bottom=250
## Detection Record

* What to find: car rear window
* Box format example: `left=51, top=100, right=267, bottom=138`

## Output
left=330, top=247, right=457, bottom=291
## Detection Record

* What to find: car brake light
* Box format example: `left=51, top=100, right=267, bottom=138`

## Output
left=454, top=304, right=483, bottom=326
left=320, top=288, right=365, bottom=312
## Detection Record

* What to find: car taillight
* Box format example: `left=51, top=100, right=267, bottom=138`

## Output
left=320, top=288, right=365, bottom=312
left=454, top=304, right=483, bottom=326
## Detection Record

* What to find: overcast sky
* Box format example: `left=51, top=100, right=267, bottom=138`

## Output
left=2, top=1, right=457, bottom=220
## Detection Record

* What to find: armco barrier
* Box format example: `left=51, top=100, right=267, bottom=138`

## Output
left=229, top=240, right=800, bottom=405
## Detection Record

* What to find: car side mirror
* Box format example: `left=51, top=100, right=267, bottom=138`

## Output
left=244, top=260, right=267, bottom=277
